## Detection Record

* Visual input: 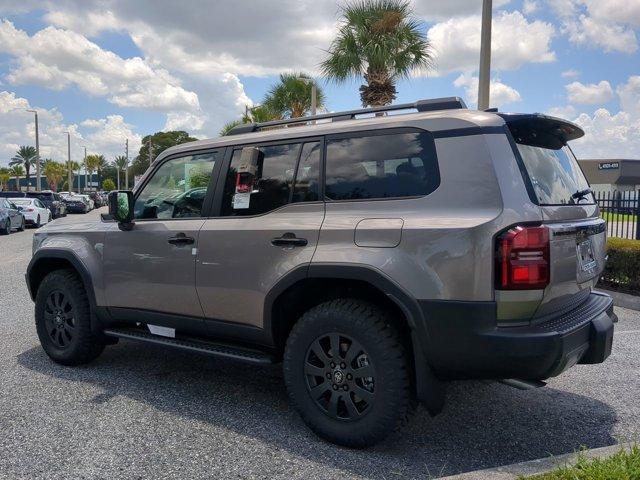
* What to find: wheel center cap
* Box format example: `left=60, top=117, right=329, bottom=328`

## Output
left=332, top=369, right=345, bottom=384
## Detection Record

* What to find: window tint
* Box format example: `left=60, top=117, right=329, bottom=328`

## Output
left=134, top=151, right=219, bottom=220
left=516, top=143, right=593, bottom=205
left=325, top=131, right=439, bottom=200
left=222, top=142, right=318, bottom=216
left=0, top=199, right=6, bottom=208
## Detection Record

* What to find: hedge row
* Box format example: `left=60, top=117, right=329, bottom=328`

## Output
left=600, top=237, right=640, bottom=294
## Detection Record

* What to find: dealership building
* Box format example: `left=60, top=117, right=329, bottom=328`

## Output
left=578, top=159, right=640, bottom=194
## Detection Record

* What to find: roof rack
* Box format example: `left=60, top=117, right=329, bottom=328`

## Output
left=227, top=96, right=468, bottom=136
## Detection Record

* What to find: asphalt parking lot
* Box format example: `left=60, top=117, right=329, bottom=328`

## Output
left=0, top=209, right=639, bottom=479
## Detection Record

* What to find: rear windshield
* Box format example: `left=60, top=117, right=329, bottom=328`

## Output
left=26, top=192, right=52, bottom=199
left=516, top=143, right=593, bottom=205
left=12, top=199, right=31, bottom=205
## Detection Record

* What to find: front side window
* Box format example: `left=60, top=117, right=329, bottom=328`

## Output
left=221, top=141, right=320, bottom=216
left=325, top=131, right=439, bottom=200
left=516, top=143, right=593, bottom=205
left=134, top=151, right=219, bottom=219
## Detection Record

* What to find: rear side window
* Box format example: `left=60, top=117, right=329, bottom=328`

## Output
left=516, top=143, right=593, bottom=205
left=221, top=141, right=320, bottom=216
left=325, top=130, right=439, bottom=200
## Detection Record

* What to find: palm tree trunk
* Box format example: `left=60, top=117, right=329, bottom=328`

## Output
left=360, top=69, right=397, bottom=107
left=117, top=170, right=120, bottom=190
left=25, top=166, right=30, bottom=191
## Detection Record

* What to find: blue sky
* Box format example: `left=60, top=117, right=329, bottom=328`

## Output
left=0, top=0, right=639, bottom=165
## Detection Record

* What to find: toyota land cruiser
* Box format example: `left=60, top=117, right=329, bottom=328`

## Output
left=26, top=97, right=615, bottom=448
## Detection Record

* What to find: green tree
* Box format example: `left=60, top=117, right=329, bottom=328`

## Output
left=113, top=155, right=128, bottom=189
left=102, top=178, right=116, bottom=191
left=263, top=72, right=325, bottom=118
left=320, top=0, right=433, bottom=107
left=43, top=159, right=65, bottom=191
left=10, top=145, right=39, bottom=191
left=133, top=131, right=197, bottom=176
left=0, top=167, right=10, bottom=191
left=9, top=164, right=24, bottom=190
left=219, top=104, right=283, bottom=136
left=85, top=154, right=104, bottom=191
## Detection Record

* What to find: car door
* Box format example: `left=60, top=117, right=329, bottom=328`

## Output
left=196, top=139, right=325, bottom=330
left=103, top=149, right=223, bottom=322
left=34, top=199, right=48, bottom=223
left=7, top=200, right=21, bottom=228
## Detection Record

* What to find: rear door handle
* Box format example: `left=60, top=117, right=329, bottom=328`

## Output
left=168, top=233, right=195, bottom=246
left=271, top=232, right=308, bottom=247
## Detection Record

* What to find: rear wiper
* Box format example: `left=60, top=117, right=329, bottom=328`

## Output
left=571, top=188, right=593, bottom=201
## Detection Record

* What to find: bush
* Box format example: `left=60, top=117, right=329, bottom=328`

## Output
left=102, top=178, right=116, bottom=191
left=600, top=238, right=640, bottom=294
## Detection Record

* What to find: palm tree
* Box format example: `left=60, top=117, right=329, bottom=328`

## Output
left=43, top=159, right=65, bottom=191
left=113, top=155, right=128, bottom=189
left=320, top=0, right=433, bottom=107
left=10, top=145, right=39, bottom=191
left=85, top=154, right=105, bottom=191
left=263, top=73, right=325, bottom=118
left=219, top=104, right=282, bottom=136
left=9, top=165, right=24, bottom=190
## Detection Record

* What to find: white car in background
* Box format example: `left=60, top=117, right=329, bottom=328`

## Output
left=10, top=197, right=52, bottom=228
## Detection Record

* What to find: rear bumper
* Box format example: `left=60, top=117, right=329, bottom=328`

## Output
left=422, top=291, right=615, bottom=380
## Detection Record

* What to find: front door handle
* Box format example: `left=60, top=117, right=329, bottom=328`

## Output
left=168, top=232, right=195, bottom=246
left=271, top=232, right=308, bottom=247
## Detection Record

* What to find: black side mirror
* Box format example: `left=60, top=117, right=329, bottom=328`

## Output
left=108, top=191, right=134, bottom=230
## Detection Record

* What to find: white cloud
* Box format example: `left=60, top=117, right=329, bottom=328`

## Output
left=523, top=0, right=539, bottom=15
left=0, top=20, right=200, bottom=112
left=428, top=11, right=556, bottom=75
left=617, top=75, right=640, bottom=117
left=453, top=74, right=522, bottom=108
left=0, top=90, right=142, bottom=167
left=562, top=69, right=580, bottom=79
left=566, top=80, right=614, bottom=104
left=547, top=105, right=578, bottom=119
left=550, top=0, right=639, bottom=53
left=572, top=108, right=640, bottom=158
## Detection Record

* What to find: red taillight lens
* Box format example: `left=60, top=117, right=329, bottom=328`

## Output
left=25, top=208, right=34, bottom=212
left=496, top=225, right=549, bottom=290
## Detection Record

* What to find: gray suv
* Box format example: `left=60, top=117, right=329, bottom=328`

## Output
left=26, top=98, right=615, bottom=447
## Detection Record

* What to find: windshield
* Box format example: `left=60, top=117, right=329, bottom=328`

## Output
left=516, top=143, right=593, bottom=205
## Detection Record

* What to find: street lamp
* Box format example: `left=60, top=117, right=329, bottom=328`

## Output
left=65, top=132, right=72, bottom=193
left=296, top=77, right=317, bottom=118
left=82, top=146, right=87, bottom=193
left=477, top=0, right=492, bottom=110
left=26, top=109, right=41, bottom=191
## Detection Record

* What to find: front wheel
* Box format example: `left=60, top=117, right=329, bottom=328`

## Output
left=35, top=269, right=105, bottom=365
left=283, top=299, right=411, bottom=448
left=1, top=220, right=10, bottom=235
left=17, top=217, right=25, bottom=231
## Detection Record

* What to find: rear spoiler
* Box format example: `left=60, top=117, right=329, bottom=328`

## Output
left=498, top=113, right=584, bottom=149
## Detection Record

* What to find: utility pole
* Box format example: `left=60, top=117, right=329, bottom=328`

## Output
left=125, top=138, right=129, bottom=190
left=65, top=132, right=72, bottom=193
left=83, top=146, right=87, bottom=193
left=26, top=109, right=40, bottom=191
left=477, top=0, right=492, bottom=110
left=311, top=84, right=317, bottom=117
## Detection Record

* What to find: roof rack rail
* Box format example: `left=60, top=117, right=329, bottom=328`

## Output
left=226, top=96, right=467, bottom=136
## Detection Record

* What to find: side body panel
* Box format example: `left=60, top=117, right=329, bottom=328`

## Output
left=196, top=202, right=325, bottom=328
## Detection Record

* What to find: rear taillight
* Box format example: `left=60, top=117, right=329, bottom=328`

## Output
left=25, top=208, right=34, bottom=212
left=495, top=225, right=549, bottom=290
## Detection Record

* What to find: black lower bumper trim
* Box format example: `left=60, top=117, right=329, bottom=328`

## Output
left=421, top=291, right=614, bottom=380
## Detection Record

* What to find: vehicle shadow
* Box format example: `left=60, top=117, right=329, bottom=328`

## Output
left=17, top=341, right=618, bottom=479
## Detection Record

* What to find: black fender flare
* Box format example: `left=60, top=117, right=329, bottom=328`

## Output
left=263, top=262, right=445, bottom=412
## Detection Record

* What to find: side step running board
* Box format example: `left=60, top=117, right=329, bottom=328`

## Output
left=104, top=328, right=275, bottom=365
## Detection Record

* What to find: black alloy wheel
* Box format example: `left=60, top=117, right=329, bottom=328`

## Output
left=43, top=290, right=76, bottom=349
left=305, top=333, right=376, bottom=420
left=2, top=220, right=10, bottom=235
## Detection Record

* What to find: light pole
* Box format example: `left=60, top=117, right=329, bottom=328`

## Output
left=83, top=146, right=87, bottom=192
left=125, top=138, right=129, bottom=190
left=26, top=109, right=41, bottom=191
left=477, top=0, right=492, bottom=110
left=296, top=76, right=317, bottom=118
left=65, top=132, right=72, bottom=193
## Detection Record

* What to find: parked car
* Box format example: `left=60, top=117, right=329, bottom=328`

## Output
left=10, top=197, right=52, bottom=228
left=0, top=197, right=25, bottom=234
left=26, top=191, right=66, bottom=218
left=77, top=194, right=94, bottom=210
left=61, top=194, right=89, bottom=214
left=88, top=191, right=104, bottom=208
left=26, top=97, right=615, bottom=448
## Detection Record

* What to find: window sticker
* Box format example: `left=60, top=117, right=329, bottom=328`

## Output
left=232, top=192, right=251, bottom=209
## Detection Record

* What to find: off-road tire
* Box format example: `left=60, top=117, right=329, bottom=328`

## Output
left=283, top=299, right=411, bottom=448
left=35, top=269, right=105, bottom=366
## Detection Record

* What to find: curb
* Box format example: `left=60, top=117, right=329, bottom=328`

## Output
left=599, top=288, right=640, bottom=311
left=439, top=443, right=634, bottom=480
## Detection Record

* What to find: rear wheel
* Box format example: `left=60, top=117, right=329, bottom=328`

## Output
left=35, top=215, right=41, bottom=228
left=17, top=217, right=25, bottom=231
left=35, top=269, right=105, bottom=365
left=283, top=299, right=411, bottom=448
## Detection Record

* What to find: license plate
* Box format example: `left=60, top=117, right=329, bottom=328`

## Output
left=577, top=239, right=597, bottom=271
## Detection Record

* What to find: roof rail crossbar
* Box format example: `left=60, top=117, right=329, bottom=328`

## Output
left=226, top=96, right=467, bottom=135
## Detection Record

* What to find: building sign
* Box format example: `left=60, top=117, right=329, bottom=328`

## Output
left=598, top=162, right=619, bottom=170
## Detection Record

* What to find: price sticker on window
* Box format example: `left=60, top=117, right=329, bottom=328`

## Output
left=232, top=192, right=251, bottom=209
